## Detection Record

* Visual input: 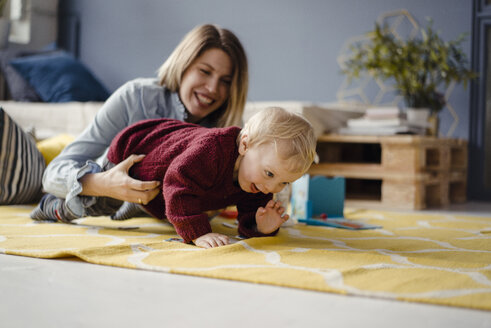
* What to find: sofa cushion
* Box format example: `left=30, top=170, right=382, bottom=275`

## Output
left=10, top=51, right=110, bottom=102
left=0, top=107, right=45, bottom=205
left=0, top=101, right=103, bottom=140
left=0, top=49, right=42, bottom=101
left=36, top=134, right=75, bottom=165
left=244, top=101, right=365, bottom=137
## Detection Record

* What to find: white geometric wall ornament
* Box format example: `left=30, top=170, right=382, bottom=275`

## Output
left=376, top=9, right=420, bottom=41
left=443, top=82, right=459, bottom=137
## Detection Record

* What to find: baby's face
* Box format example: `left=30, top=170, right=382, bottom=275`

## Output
left=236, top=140, right=303, bottom=194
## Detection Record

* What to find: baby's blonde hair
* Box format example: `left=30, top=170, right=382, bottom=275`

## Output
left=239, top=107, right=317, bottom=173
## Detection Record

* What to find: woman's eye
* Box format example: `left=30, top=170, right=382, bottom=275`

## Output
left=265, top=171, right=274, bottom=177
left=200, top=69, right=210, bottom=75
left=221, top=79, right=232, bottom=85
left=282, top=182, right=290, bottom=185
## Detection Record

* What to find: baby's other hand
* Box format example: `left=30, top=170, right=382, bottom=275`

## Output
left=193, top=233, right=230, bottom=249
left=256, top=200, right=289, bottom=234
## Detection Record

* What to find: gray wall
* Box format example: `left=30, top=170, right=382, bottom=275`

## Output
left=59, top=0, right=473, bottom=139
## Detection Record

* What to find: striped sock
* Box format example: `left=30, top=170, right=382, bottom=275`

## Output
left=111, top=201, right=151, bottom=220
left=30, top=194, right=78, bottom=223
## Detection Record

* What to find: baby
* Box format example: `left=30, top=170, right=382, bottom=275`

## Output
left=31, top=107, right=317, bottom=248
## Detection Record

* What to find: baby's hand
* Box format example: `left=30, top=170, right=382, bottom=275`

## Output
left=193, top=233, right=230, bottom=249
left=256, top=200, right=289, bottom=234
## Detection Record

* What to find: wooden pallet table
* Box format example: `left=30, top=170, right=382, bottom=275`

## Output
left=309, top=134, right=468, bottom=210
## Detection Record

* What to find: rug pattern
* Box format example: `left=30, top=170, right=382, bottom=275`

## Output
left=1, top=205, right=490, bottom=311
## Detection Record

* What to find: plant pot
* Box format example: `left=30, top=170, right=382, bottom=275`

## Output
left=406, top=108, right=430, bottom=125
left=0, top=18, right=10, bottom=50
left=406, top=108, right=433, bottom=136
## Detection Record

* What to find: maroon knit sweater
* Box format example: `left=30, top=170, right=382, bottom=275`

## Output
left=107, top=118, right=275, bottom=243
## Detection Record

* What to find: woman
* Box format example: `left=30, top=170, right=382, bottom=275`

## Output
left=42, top=24, right=249, bottom=219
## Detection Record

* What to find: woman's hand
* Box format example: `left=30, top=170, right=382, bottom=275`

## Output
left=193, top=233, right=230, bottom=248
left=80, top=154, right=160, bottom=204
left=255, top=200, right=289, bottom=234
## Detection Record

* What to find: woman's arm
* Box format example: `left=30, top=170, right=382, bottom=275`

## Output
left=42, top=79, right=170, bottom=215
left=43, top=81, right=134, bottom=195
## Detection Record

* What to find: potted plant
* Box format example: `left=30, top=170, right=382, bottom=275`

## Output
left=342, top=20, right=477, bottom=135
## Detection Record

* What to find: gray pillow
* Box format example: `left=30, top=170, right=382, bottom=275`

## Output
left=0, top=49, right=41, bottom=101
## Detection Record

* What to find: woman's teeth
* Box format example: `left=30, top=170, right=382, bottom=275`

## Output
left=197, top=94, right=213, bottom=105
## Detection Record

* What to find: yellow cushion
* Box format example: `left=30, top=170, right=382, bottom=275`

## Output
left=36, top=134, right=75, bottom=165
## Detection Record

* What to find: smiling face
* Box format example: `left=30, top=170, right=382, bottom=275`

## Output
left=235, top=136, right=304, bottom=195
left=179, top=48, right=233, bottom=123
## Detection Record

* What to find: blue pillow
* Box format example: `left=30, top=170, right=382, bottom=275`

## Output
left=10, top=51, right=110, bottom=102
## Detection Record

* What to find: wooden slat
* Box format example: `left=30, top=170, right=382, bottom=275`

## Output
left=309, top=163, right=435, bottom=182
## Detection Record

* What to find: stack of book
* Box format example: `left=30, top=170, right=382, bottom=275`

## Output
left=338, top=107, right=427, bottom=135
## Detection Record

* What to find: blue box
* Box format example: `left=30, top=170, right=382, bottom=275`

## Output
left=291, top=175, right=345, bottom=221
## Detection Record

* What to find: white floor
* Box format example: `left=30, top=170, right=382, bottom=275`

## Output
left=1, top=202, right=491, bottom=328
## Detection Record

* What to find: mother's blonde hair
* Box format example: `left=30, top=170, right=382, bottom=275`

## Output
left=158, top=24, right=248, bottom=127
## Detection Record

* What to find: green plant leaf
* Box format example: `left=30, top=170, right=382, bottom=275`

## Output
left=341, top=19, right=478, bottom=112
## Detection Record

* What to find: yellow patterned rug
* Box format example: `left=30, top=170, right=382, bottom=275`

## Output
left=1, top=205, right=490, bottom=311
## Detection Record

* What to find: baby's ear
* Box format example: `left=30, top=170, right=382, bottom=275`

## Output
left=238, top=134, right=249, bottom=155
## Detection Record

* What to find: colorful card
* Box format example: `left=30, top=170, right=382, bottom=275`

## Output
left=298, top=217, right=381, bottom=230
